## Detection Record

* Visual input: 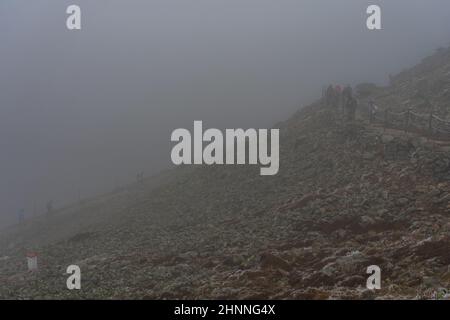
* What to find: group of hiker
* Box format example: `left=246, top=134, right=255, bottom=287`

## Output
left=324, top=84, right=380, bottom=123
left=16, top=200, right=53, bottom=225
left=16, top=171, right=146, bottom=225
left=324, top=84, right=357, bottom=121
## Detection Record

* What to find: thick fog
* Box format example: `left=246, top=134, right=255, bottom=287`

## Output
left=1, top=0, right=450, bottom=227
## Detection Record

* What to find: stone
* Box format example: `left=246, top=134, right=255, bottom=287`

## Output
left=259, top=252, right=292, bottom=272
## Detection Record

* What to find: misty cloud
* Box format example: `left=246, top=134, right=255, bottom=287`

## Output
left=1, top=0, right=450, bottom=226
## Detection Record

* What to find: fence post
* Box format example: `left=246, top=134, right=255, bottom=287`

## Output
left=384, top=109, right=389, bottom=132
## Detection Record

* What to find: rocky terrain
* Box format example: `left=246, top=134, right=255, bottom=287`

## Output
left=1, top=48, right=450, bottom=300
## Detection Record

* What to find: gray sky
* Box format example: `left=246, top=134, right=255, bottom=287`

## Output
left=1, top=0, right=450, bottom=226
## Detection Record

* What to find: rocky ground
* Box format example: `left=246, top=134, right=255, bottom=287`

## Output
left=1, top=49, right=450, bottom=300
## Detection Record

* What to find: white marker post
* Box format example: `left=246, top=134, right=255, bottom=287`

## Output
left=26, top=252, right=38, bottom=272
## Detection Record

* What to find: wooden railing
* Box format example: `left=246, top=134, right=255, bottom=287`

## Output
left=370, top=108, right=450, bottom=140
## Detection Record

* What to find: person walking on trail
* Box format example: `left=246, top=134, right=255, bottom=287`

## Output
left=347, top=96, right=358, bottom=122
left=46, top=200, right=53, bottom=216
left=326, top=85, right=334, bottom=107
left=342, top=85, right=353, bottom=107
left=136, top=171, right=144, bottom=184
left=327, top=85, right=340, bottom=109
left=334, top=85, right=342, bottom=108
left=368, top=99, right=378, bottom=123
left=322, top=85, right=327, bottom=103
left=334, top=85, right=342, bottom=109
left=17, top=208, right=25, bottom=225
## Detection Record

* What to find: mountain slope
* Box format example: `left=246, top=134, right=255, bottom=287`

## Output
left=1, top=49, right=450, bottom=299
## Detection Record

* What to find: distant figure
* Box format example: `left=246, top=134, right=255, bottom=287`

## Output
left=368, top=99, right=378, bottom=123
left=321, top=85, right=327, bottom=101
left=46, top=200, right=53, bottom=216
left=342, top=85, right=353, bottom=108
left=334, top=85, right=343, bottom=108
left=17, top=208, right=25, bottom=225
left=388, top=74, right=394, bottom=85
left=326, top=85, right=335, bottom=107
left=347, top=97, right=358, bottom=122
left=136, top=171, right=144, bottom=184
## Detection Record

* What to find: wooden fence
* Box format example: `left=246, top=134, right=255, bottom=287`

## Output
left=370, top=108, right=450, bottom=140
